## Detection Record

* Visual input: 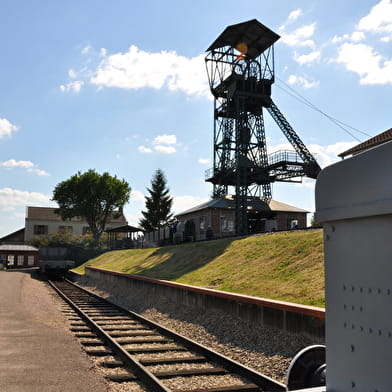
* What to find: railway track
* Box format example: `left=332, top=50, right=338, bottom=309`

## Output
left=49, top=279, right=286, bottom=392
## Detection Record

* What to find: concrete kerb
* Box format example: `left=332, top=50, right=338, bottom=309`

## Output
left=70, top=267, right=325, bottom=339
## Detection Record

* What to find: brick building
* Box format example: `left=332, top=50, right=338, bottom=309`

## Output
left=175, top=196, right=308, bottom=241
left=0, top=244, right=39, bottom=269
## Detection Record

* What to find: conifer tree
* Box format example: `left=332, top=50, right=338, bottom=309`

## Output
left=139, top=169, right=173, bottom=232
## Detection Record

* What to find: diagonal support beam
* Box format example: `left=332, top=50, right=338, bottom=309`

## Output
left=266, top=99, right=321, bottom=179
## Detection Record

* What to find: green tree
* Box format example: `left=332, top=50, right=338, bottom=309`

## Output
left=139, top=169, right=173, bottom=232
left=52, top=169, right=131, bottom=241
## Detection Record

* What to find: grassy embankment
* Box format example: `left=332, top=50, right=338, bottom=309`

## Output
left=73, top=229, right=325, bottom=307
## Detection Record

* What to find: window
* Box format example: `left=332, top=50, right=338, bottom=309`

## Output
left=82, top=226, right=91, bottom=234
left=34, top=225, right=48, bottom=235
left=59, top=226, right=73, bottom=234
left=199, top=216, right=205, bottom=232
left=7, top=255, right=14, bottom=266
left=28, top=256, right=35, bottom=266
left=17, top=255, right=24, bottom=266
left=221, top=217, right=234, bottom=233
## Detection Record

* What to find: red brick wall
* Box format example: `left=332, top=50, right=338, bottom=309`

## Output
left=276, top=212, right=307, bottom=230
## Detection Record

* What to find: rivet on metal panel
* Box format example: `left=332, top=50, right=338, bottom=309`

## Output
left=378, top=288, right=381, bottom=294
left=351, top=324, right=355, bottom=330
left=351, top=286, right=355, bottom=292
left=359, top=306, right=363, bottom=312
left=351, top=305, right=355, bottom=311
left=369, top=288, right=372, bottom=294
left=351, top=381, right=356, bottom=388
left=344, top=322, right=347, bottom=328
left=360, top=326, right=364, bottom=332
left=369, top=328, right=373, bottom=334
left=359, top=287, right=363, bottom=293
left=389, top=331, right=392, bottom=338
left=350, top=344, right=355, bottom=352
left=331, top=225, right=335, bottom=232
left=343, top=304, right=347, bottom=310
left=388, top=288, right=391, bottom=295
left=343, top=284, right=347, bottom=291
left=326, top=234, right=330, bottom=241
left=378, top=330, right=382, bottom=336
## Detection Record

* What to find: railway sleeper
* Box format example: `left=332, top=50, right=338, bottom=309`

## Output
left=139, top=355, right=207, bottom=365
left=115, top=336, right=170, bottom=344
left=176, top=384, right=261, bottom=392
left=126, top=345, right=187, bottom=353
left=105, top=373, right=137, bottom=383
left=153, top=367, right=228, bottom=378
left=84, top=347, right=113, bottom=356
left=109, top=330, right=157, bottom=337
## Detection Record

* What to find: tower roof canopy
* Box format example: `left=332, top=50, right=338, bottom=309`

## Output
left=206, top=19, right=280, bottom=59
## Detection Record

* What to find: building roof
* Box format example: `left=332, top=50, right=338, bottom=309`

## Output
left=207, top=19, right=280, bottom=59
left=339, top=128, right=392, bottom=158
left=176, top=197, right=308, bottom=217
left=105, top=225, right=145, bottom=233
left=0, top=228, right=25, bottom=242
left=26, top=206, right=127, bottom=223
left=0, top=244, right=38, bottom=252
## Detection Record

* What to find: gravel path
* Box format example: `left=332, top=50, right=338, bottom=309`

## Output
left=80, top=282, right=324, bottom=384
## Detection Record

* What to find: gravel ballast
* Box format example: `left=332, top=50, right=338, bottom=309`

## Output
left=79, top=281, right=324, bottom=384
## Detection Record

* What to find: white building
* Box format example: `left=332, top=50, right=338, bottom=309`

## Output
left=24, top=206, right=127, bottom=242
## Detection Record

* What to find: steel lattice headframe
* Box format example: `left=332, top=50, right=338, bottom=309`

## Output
left=204, top=19, right=321, bottom=235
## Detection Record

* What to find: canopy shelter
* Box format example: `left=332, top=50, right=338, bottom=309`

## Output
left=105, top=225, right=145, bottom=250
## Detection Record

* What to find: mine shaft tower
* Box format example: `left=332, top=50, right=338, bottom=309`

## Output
left=205, top=19, right=321, bottom=235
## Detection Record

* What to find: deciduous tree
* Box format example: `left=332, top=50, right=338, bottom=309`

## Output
left=52, top=169, right=131, bottom=241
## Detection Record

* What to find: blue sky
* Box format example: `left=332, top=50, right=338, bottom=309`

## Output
left=1, top=0, right=391, bottom=236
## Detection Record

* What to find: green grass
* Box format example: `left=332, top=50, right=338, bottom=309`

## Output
left=73, top=229, right=325, bottom=307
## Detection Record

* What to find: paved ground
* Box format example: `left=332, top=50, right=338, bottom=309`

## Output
left=0, top=269, right=109, bottom=392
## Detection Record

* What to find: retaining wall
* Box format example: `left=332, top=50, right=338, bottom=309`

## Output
left=70, top=266, right=325, bottom=339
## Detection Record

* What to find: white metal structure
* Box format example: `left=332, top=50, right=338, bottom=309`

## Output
left=314, top=140, right=392, bottom=391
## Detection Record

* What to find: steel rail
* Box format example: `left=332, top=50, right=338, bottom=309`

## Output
left=58, top=278, right=286, bottom=392
left=49, top=280, right=171, bottom=392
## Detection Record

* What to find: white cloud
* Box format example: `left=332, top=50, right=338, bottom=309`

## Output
left=0, top=118, right=19, bottom=138
left=268, top=141, right=357, bottom=170
left=308, top=141, right=357, bottom=168
left=59, top=80, right=84, bottom=93
left=140, top=134, right=178, bottom=154
left=154, top=145, right=176, bottom=154
left=288, top=9, right=303, bottom=23
left=351, top=31, right=366, bottom=42
left=152, top=134, right=176, bottom=145
left=280, top=23, right=316, bottom=48
left=172, top=195, right=209, bottom=215
left=294, top=50, right=320, bottom=65
left=288, top=74, right=319, bottom=88
left=130, top=189, right=145, bottom=202
left=380, top=36, right=391, bottom=41
left=357, top=0, right=392, bottom=33
left=138, top=145, right=152, bottom=153
left=198, top=158, right=209, bottom=165
left=0, top=159, right=49, bottom=176
left=0, top=188, right=50, bottom=207
left=90, top=45, right=209, bottom=97
left=336, top=42, right=392, bottom=84
left=332, top=32, right=366, bottom=43
left=81, top=45, right=92, bottom=55
left=1, top=159, right=34, bottom=169
left=68, top=69, right=78, bottom=79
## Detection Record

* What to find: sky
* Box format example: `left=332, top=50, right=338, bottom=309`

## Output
left=1, top=0, right=391, bottom=237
